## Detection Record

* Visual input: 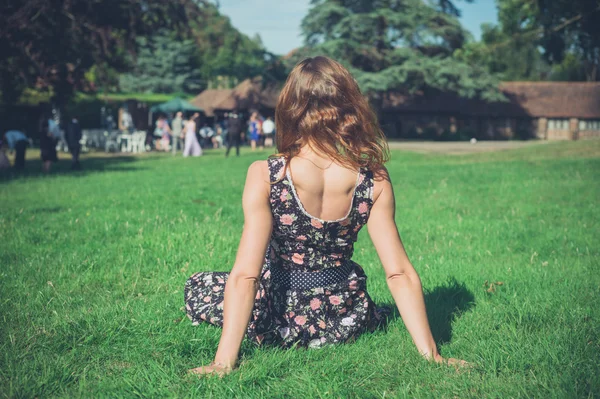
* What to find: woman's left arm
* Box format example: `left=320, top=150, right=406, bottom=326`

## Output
left=188, top=161, right=272, bottom=376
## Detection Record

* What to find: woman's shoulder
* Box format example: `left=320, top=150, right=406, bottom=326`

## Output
left=370, top=166, right=392, bottom=203
left=246, top=161, right=271, bottom=191
left=248, top=160, right=269, bottom=175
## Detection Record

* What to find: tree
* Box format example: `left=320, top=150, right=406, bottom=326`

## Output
left=192, top=14, right=285, bottom=88
left=455, top=0, right=599, bottom=82
left=295, top=0, right=503, bottom=106
left=455, top=0, right=550, bottom=81
left=0, top=0, right=211, bottom=107
left=434, top=0, right=474, bottom=17
left=537, top=0, right=600, bottom=81
left=119, top=30, right=203, bottom=94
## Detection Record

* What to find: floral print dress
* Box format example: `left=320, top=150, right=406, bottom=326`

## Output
left=184, top=156, right=387, bottom=348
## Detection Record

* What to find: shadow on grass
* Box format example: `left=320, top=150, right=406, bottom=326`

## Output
left=0, top=153, right=142, bottom=183
left=369, top=277, right=475, bottom=346
left=424, top=277, right=475, bottom=345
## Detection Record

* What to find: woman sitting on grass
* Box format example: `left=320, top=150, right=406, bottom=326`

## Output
left=185, top=56, right=467, bottom=376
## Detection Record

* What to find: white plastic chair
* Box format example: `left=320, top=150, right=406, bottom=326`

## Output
left=130, top=131, right=146, bottom=153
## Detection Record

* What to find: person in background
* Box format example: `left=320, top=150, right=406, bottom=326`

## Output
left=66, top=117, right=82, bottom=170
left=0, top=139, right=10, bottom=170
left=154, top=116, right=171, bottom=151
left=248, top=112, right=259, bottom=151
left=119, top=106, right=134, bottom=133
left=262, top=116, right=275, bottom=148
left=183, top=113, right=202, bottom=157
left=212, top=125, right=223, bottom=149
left=199, top=123, right=214, bottom=148
left=225, top=111, right=243, bottom=157
left=171, top=112, right=184, bottom=155
left=257, top=116, right=264, bottom=150
left=3, top=130, right=28, bottom=170
left=39, top=116, right=57, bottom=173
left=220, top=114, right=229, bottom=147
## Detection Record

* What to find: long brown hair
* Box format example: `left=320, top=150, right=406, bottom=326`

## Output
left=274, top=56, right=389, bottom=171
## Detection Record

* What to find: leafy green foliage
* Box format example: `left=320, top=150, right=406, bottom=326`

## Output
left=119, top=30, right=203, bottom=94
left=434, top=0, right=474, bottom=17
left=455, top=0, right=550, bottom=81
left=456, top=0, right=599, bottom=82
left=295, top=0, right=503, bottom=101
left=537, top=0, right=600, bottom=81
left=0, top=0, right=213, bottom=106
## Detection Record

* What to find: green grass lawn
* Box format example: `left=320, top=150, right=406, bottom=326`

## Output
left=1, top=142, right=599, bottom=398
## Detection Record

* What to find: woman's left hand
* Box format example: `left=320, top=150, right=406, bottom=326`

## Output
left=187, top=362, right=233, bottom=377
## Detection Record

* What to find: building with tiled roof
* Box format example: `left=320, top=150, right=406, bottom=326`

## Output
left=380, top=82, right=600, bottom=140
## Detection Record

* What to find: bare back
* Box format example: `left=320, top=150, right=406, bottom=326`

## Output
left=287, top=155, right=360, bottom=222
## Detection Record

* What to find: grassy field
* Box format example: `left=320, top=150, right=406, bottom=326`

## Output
left=1, top=141, right=599, bottom=398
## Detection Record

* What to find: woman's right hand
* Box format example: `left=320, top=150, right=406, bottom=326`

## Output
left=188, top=361, right=233, bottom=378
left=432, top=353, right=470, bottom=369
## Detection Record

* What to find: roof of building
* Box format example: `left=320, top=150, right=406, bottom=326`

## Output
left=384, top=82, right=600, bottom=118
left=213, top=77, right=281, bottom=111
left=189, top=89, right=233, bottom=117
left=192, top=81, right=600, bottom=119
left=499, top=82, right=600, bottom=119
left=190, top=78, right=281, bottom=116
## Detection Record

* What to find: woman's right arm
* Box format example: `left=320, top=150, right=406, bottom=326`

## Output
left=367, top=169, right=466, bottom=366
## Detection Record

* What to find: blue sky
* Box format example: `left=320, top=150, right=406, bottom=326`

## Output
left=218, top=0, right=498, bottom=55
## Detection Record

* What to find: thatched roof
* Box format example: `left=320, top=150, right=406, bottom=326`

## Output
left=214, top=77, right=281, bottom=111
left=190, top=89, right=233, bottom=117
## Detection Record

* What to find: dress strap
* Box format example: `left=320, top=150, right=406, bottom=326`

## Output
left=267, top=156, right=286, bottom=183
left=355, top=168, right=374, bottom=202
left=267, top=157, right=287, bottom=208
left=350, top=168, right=375, bottom=221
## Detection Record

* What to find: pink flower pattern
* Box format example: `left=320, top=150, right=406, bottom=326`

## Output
left=292, top=253, right=305, bottom=264
left=310, top=298, right=322, bottom=310
left=184, top=156, right=388, bottom=348
left=358, top=201, right=369, bottom=214
left=280, top=214, right=294, bottom=225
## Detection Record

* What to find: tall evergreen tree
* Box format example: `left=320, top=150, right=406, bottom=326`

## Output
left=295, top=0, right=502, bottom=105
left=119, top=31, right=203, bottom=94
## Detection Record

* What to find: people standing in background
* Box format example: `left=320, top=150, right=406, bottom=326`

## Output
left=3, top=130, right=28, bottom=170
left=262, top=116, right=275, bottom=148
left=225, top=111, right=243, bottom=157
left=66, top=117, right=82, bottom=170
left=249, top=112, right=259, bottom=151
left=183, top=113, right=202, bottom=157
left=39, top=116, right=58, bottom=173
left=171, top=112, right=184, bottom=155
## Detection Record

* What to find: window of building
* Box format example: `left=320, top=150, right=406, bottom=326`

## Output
left=579, top=120, right=600, bottom=130
left=548, top=119, right=570, bottom=130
